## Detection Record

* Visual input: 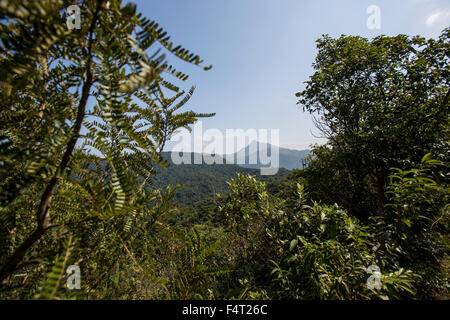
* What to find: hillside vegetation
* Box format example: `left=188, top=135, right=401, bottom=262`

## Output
left=0, top=0, right=448, bottom=300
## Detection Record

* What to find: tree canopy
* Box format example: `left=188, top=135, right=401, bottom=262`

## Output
left=0, top=0, right=448, bottom=300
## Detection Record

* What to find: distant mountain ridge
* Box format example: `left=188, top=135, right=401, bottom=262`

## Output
left=165, top=141, right=310, bottom=170
left=229, top=141, right=310, bottom=170
left=152, top=152, right=290, bottom=210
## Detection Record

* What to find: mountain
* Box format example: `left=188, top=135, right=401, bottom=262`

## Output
left=228, top=141, right=310, bottom=170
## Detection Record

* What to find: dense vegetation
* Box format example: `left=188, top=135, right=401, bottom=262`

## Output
left=151, top=152, right=290, bottom=226
left=0, top=0, right=448, bottom=300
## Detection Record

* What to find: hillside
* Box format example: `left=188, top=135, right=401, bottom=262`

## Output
left=151, top=152, right=290, bottom=224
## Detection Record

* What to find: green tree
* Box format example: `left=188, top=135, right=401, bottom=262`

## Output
left=218, top=174, right=418, bottom=299
left=295, top=30, right=449, bottom=298
left=0, top=0, right=212, bottom=293
left=379, top=154, right=449, bottom=297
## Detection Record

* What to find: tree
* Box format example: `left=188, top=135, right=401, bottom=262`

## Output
left=295, top=29, right=449, bottom=298
left=0, top=0, right=212, bottom=291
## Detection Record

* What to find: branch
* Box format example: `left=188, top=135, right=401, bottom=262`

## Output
left=0, top=0, right=104, bottom=286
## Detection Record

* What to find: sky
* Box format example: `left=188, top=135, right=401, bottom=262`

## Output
left=132, top=0, right=450, bottom=151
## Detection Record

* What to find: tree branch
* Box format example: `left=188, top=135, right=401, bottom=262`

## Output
left=0, top=0, right=104, bottom=286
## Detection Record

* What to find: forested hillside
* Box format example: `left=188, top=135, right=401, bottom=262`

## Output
left=151, top=152, right=290, bottom=225
left=153, top=152, right=290, bottom=205
left=0, top=0, right=448, bottom=301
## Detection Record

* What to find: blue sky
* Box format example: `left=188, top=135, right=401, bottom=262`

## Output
left=133, top=0, right=450, bottom=150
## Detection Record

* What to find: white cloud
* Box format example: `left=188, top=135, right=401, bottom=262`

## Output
left=426, top=9, right=450, bottom=26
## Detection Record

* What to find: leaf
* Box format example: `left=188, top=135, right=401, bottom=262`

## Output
left=290, top=239, right=298, bottom=251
